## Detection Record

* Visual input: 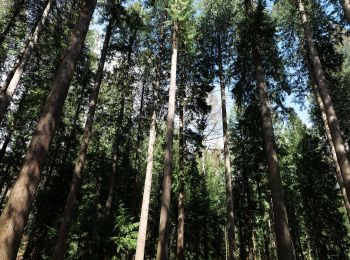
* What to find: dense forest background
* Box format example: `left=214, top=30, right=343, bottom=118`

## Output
left=0, top=0, right=350, bottom=259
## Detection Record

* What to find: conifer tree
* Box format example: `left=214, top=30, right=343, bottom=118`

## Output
left=0, top=1, right=96, bottom=258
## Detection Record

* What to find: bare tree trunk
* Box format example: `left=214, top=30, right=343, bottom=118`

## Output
left=218, top=38, right=235, bottom=260
left=296, top=0, right=350, bottom=202
left=51, top=19, right=112, bottom=260
left=176, top=86, right=185, bottom=260
left=156, top=20, right=178, bottom=260
left=340, top=0, right=350, bottom=22
left=253, top=46, right=295, bottom=260
left=134, top=58, right=161, bottom=260
left=0, top=1, right=96, bottom=259
left=0, top=0, right=54, bottom=124
left=0, top=0, right=24, bottom=46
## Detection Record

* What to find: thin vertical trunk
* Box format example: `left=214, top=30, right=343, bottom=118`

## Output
left=0, top=0, right=24, bottom=46
left=217, top=38, right=235, bottom=260
left=156, top=20, right=178, bottom=260
left=296, top=0, right=350, bottom=202
left=306, top=69, right=350, bottom=221
left=135, top=27, right=163, bottom=258
left=252, top=46, right=295, bottom=260
left=176, top=86, right=185, bottom=260
left=0, top=0, right=54, bottom=123
left=105, top=92, right=125, bottom=215
left=340, top=0, right=350, bottom=22
left=51, top=19, right=113, bottom=260
left=104, top=37, right=134, bottom=215
left=302, top=45, right=350, bottom=221
left=0, top=1, right=96, bottom=259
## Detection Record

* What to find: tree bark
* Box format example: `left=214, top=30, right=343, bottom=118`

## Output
left=0, top=0, right=24, bottom=46
left=252, top=46, right=295, bottom=260
left=0, top=1, right=96, bottom=259
left=296, top=0, right=350, bottom=202
left=51, top=19, right=112, bottom=260
left=156, top=20, right=178, bottom=260
left=218, top=38, right=235, bottom=260
left=176, top=86, right=185, bottom=260
left=340, top=0, right=350, bottom=22
left=134, top=58, right=161, bottom=260
left=0, top=0, right=54, bottom=124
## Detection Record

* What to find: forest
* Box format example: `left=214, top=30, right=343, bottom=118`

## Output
left=0, top=0, right=350, bottom=259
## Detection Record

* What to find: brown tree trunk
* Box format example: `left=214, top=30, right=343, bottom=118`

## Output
left=296, top=0, right=350, bottom=202
left=176, top=86, right=185, bottom=260
left=134, top=32, right=163, bottom=259
left=0, top=0, right=54, bottom=124
left=218, top=38, right=235, bottom=260
left=51, top=19, right=112, bottom=260
left=340, top=0, right=350, bottom=22
left=0, top=1, right=96, bottom=259
left=252, top=46, right=295, bottom=260
left=0, top=0, right=24, bottom=46
left=156, top=20, right=178, bottom=260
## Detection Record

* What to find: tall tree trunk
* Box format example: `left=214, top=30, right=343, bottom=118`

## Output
left=311, top=79, right=350, bottom=221
left=105, top=91, right=125, bottom=215
left=156, top=20, right=178, bottom=260
left=0, top=1, right=96, bottom=259
left=252, top=46, right=295, bottom=260
left=105, top=37, right=134, bottom=215
left=176, top=86, right=185, bottom=260
left=296, top=0, right=350, bottom=202
left=217, top=38, right=235, bottom=260
left=340, top=0, right=350, bottom=22
left=0, top=0, right=24, bottom=46
left=0, top=0, right=54, bottom=124
left=135, top=43, right=162, bottom=260
left=51, top=19, right=112, bottom=260
left=302, top=45, right=350, bottom=221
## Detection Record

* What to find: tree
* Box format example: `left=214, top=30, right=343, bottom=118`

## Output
left=295, top=0, right=350, bottom=203
left=0, top=1, right=96, bottom=258
left=0, top=0, right=24, bottom=46
left=0, top=0, right=54, bottom=124
left=135, top=2, right=165, bottom=258
left=51, top=12, right=115, bottom=259
left=236, top=1, right=295, bottom=258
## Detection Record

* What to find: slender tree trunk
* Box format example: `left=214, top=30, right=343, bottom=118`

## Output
left=0, top=0, right=24, bottom=46
left=104, top=38, right=134, bottom=215
left=0, top=0, right=54, bottom=124
left=156, top=20, right=178, bottom=260
left=310, top=79, right=350, bottom=221
left=252, top=46, right=295, bottom=260
left=217, top=38, right=235, bottom=260
left=51, top=19, right=112, bottom=260
left=0, top=1, right=96, bottom=259
left=105, top=91, right=125, bottom=215
left=296, top=0, right=350, bottom=202
left=340, top=0, right=350, bottom=22
left=302, top=45, right=350, bottom=221
left=135, top=64, right=161, bottom=260
left=176, top=86, right=185, bottom=260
